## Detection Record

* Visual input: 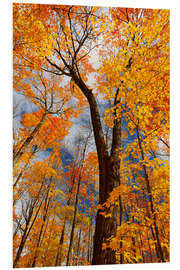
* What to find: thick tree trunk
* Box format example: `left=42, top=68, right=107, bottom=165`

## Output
left=92, top=105, right=121, bottom=265
left=45, top=58, right=122, bottom=264
left=92, top=155, right=120, bottom=264
left=70, top=74, right=122, bottom=265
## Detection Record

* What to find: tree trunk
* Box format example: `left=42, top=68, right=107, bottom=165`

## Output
left=92, top=151, right=122, bottom=266
left=13, top=199, right=43, bottom=267
left=92, top=88, right=122, bottom=265
left=92, top=157, right=120, bottom=264
left=66, top=125, right=91, bottom=266
left=66, top=173, right=81, bottom=266
left=44, top=61, right=122, bottom=264
left=13, top=212, right=32, bottom=268
left=136, top=125, right=165, bottom=262
left=31, top=190, right=51, bottom=267
left=69, top=75, right=122, bottom=265
left=13, top=112, right=47, bottom=165
left=75, top=225, right=82, bottom=266
left=55, top=162, right=78, bottom=266
left=13, top=145, right=38, bottom=189
left=66, top=132, right=90, bottom=266
left=87, top=217, right=93, bottom=263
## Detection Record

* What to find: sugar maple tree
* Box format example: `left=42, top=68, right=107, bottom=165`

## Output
left=13, top=4, right=169, bottom=267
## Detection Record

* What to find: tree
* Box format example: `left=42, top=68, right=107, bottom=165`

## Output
left=13, top=4, right=169, bottom=266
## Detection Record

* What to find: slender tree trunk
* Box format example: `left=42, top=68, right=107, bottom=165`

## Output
left=55, top=217, right=66, bottom=266
left=13, top=210, right=33, bottom=268
left=75, top=225, right=82, bottom=266
left=13, top=112, right=47, bottom=165
left=116, top=107, right=123, bottom=264
left=87, top=217, right=93, bottom=263
left=66, top=131, right=91, bottom=266
left=13, top=198, right=43, bottom=267
left=119, top=197, right=124, bottom=264
left=31, top=194, right=51, bottom=267
left=136, top=125, right=165, bottom=262
left=13, top=145, right=38, bottom=189
left=66, top=173, right=81, bottom=266
left=42, top=215, right=55, bottom=267
left=143, top=201, right=161, bottom=262
left=54, top=161, right=78, bottom=266
left=147, top=230, right=153, bottom=262
left=139, top=232, right=145, bottom=263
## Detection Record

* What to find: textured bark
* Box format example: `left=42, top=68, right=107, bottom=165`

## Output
left=46, top=61, right=122, bottom=265
left=92, top=132, right=122, bottom=264
left=70, top=75, right=122, bottom=265
left=112, top=91, right=124, bottom=264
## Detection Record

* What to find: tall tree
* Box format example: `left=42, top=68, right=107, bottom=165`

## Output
left=13, top=4, right=169, bottom=266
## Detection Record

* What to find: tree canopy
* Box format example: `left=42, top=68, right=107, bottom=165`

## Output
left=13, top=4, right=169, bottom=267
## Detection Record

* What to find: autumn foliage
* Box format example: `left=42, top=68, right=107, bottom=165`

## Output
left=13, top=4, right=169, bottom=267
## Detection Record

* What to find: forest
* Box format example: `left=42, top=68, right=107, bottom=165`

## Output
left=13, top=4, right=169, bottom=267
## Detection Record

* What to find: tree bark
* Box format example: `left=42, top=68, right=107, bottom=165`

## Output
left=69, top=74, right=122, bottom=265
left=92, top=108, right=122, bottom=264
left=46, top=60, right=122, bottom=265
